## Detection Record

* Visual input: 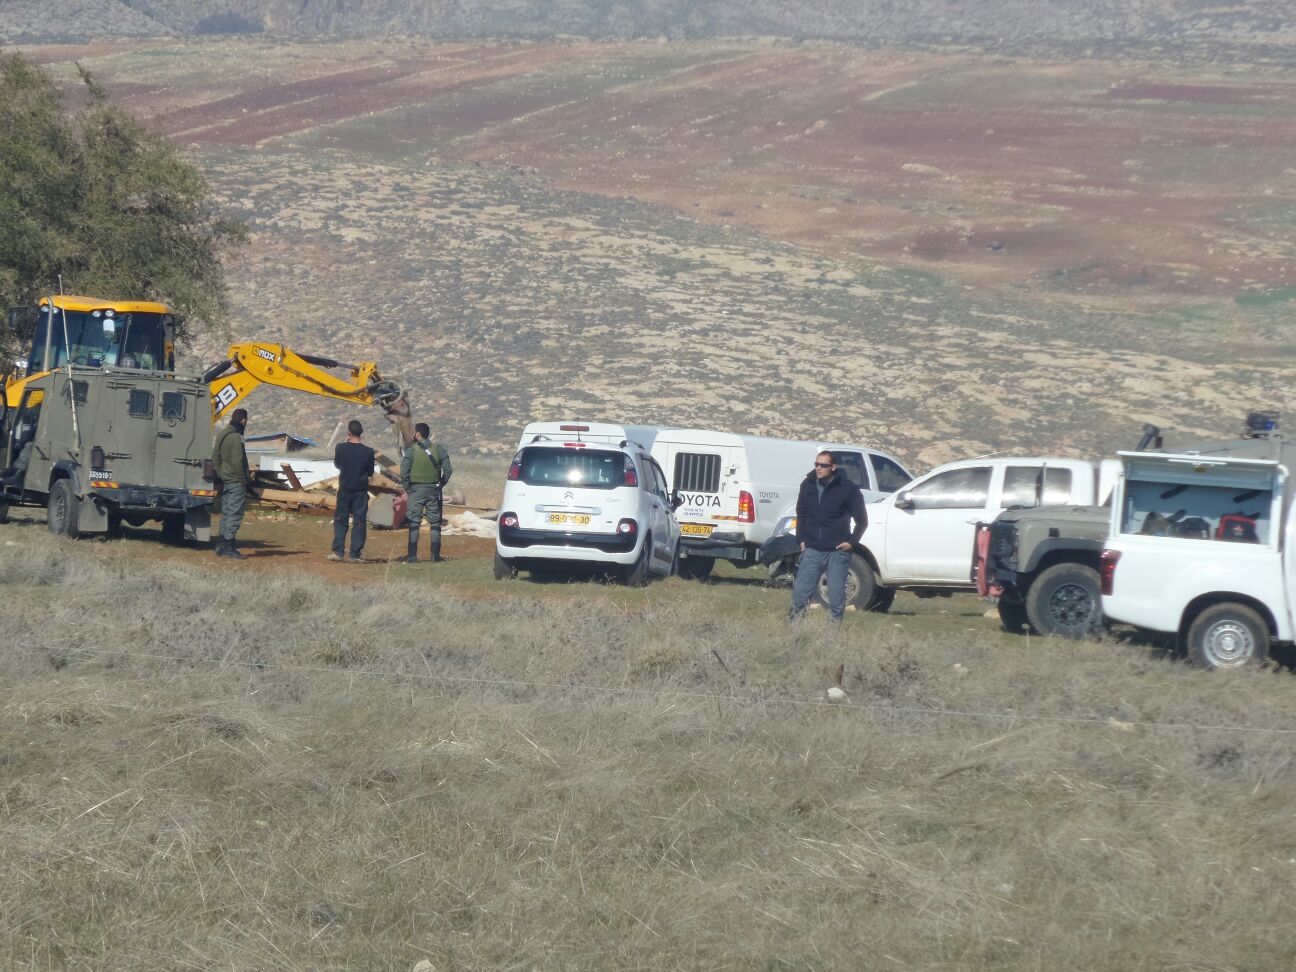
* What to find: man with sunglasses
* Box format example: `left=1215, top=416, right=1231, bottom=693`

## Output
left=789, top=450, right=867, bottom=624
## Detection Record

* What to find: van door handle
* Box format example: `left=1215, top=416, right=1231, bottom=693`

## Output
left=157, top=432, right=173, bottom=438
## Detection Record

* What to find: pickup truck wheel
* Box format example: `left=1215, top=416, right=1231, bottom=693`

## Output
left=817, top=553, right=887, bottom=612
left=0, top=501, right=9, bottom=524
left=997, top=599, right=1031, bottom=634
left=1025, top=563, right=1102, bottom=639
left=1186, top=604, right=1269, bottom=670
left=47, top=479, right=80, bottom=538
left=677, top=556, right=715, bottom=581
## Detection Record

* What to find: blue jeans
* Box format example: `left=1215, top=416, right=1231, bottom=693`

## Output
left=333, top=489, right=368, bottom=557
left=790, top=546, right=851, bottom=621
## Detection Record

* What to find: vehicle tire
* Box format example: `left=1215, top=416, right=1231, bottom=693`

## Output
left=669, top=541, right=682, bottom=577
left=1186, top=603, right=1270, bottom=670
left=1024, top=563, right=1103, bottom=639
left=493, top=552, right=517, bottom=581
left=676, top=556, right=715, bottom=581
left=0, top=501, right=9, bottom=524
left=161, top=515, right=186, bottom=543
left=997, top=598, right=1031, bottom=634
left=871, top=587, right=897, bottom=613
left=816, top=553, right=882, bottom=612
left=47, top=479, right=80, bottom=538
left=623, top=536, right=652, bottom=587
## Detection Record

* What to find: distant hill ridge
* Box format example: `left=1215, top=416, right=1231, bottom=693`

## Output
left=3, top=0, right=1293, bottom=54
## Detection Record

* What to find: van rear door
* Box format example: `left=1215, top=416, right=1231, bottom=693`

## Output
left=668, top=445, right=740, bottom=538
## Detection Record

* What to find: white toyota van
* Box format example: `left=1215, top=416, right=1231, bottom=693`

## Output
left=647, top=429, right=912, bottom=579
left=494, top=422, right=681, bottom=585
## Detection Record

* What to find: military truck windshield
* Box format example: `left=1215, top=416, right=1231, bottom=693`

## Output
left=28, top=309, right=170, bottom=373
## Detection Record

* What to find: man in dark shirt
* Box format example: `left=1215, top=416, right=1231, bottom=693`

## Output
left=329, top=419, right=376, bottom=563
left=789, top=450, right=867, bottom=624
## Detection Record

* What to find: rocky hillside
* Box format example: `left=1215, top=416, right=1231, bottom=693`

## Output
left=3, top=1, right=1294, bottom=58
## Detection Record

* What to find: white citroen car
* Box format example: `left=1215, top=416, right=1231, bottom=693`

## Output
left=494, top=422, right=681, bottom=585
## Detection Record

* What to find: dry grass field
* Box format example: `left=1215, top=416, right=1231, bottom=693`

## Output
left=18, top=38, right=1296, bottom=468
left=4, top=514, right=1296, bottom=969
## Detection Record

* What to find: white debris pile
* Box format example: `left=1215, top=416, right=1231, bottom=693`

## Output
left=443, top=510, right=497, bottom=538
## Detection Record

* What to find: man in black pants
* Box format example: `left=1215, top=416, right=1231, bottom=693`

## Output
left=329, top=419, right=376, bottom=563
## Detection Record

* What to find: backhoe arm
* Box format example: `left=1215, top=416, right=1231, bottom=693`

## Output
left=205, top=343, right=412, bottom=440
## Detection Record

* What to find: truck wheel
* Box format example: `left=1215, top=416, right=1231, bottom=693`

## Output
left=1025, top=563, right=1102, bottom=639
left=817, top=553, right=886, bottom=612
left=997, top=599, right=1031, bottom=634
left=493, top=552, right=517, bottom=580
left=46, top=479, right=80, bottom=538
left=0, top=501, right=9, bottom=524
left=622, top=536, right=652, bottom=587
left=161, top=515, right=186, bottom=543
left=677, top=556, right=715, bottom=581
left=1186, top=603, right=1269, bottom=670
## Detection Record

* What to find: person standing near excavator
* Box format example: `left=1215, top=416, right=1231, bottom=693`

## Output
left=399, top=422, right=453, bottom=564
left=212, top=408, right=252, bottom=560
left=330, top=419, right=376, bottom=563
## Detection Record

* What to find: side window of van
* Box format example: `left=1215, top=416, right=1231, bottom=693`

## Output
left=908, top=466, right=991, bottom=510
left=1002, top=466, right=1074, bottom=507
left=833, top=451, right=868, bottom=488
left=870, top=454, right=911, bottom=492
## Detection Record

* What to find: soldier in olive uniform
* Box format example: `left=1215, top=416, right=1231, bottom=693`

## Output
left=399, top=422, right=452, bottom=563
left=212, top=408, right=252, bottom=560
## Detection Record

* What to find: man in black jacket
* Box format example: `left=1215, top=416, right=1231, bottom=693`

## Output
left=329, top=420, right=376, bottom=563
left=789, top=450, right=867, bottom=623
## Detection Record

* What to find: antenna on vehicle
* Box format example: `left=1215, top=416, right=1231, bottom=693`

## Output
left=55, top=277, right=80, bottom=452
left=963, top=449, right=1005, bottom=462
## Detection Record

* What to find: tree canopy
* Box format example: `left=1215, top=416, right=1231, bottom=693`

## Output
left=0, top=50, right=244, bottom=342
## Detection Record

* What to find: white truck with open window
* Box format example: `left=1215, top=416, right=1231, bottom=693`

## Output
left=1100, top=418, right=1293, bottom=669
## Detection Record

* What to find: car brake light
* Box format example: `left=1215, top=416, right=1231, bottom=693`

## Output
left=500, top=511, right=519, bottom=529
left=1100, top=548, right=1120, bottom=595
left=563, top=442, right=587, bottom=448
left=617, top=518, right=637, bottom=535
left=623, top=455, right=638, bottom=487
left=560, top=424, right=590, bottom=432
left=507, top=455, right=521, bottom=480
left=738, top=490, right=755, bottom=523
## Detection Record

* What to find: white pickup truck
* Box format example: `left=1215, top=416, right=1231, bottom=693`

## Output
left=764, top=456, right=1115, bottom=611
left=1100, top=428, right=1294, bottom=669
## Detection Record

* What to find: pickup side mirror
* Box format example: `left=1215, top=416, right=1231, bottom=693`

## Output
left=670, top=492, right=685, bottom=511
left=894, top=491, right=915, bottom=510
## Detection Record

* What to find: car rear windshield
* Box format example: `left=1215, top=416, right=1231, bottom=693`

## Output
left=519, top=447, right=627, bottom=489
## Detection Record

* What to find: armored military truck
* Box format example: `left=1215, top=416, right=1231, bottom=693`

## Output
left=0, top=296, right=215, bottom=540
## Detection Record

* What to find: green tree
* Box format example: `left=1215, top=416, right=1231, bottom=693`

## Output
left=0, top=50, right=244, bottom=347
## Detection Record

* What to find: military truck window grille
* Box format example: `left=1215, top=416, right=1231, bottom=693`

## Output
left=674, top=453, right=721, bottom=493
left=161, top=392, right=187, bottom=422
left=63, top=380, right=89, bottom=404
left=1002, top=466, right=1073, bottom=508
left=128, top=389, right=154, bottom=418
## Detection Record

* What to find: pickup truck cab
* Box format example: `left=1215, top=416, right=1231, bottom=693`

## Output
left=767, top=456, right=1108, bottom=611
left=1101, top=431, right=1294, bottom=669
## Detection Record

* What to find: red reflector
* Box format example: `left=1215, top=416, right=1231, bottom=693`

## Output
left=738, top=490, right=755, bottom=523
left=1100, top=548, right=1121, bottom=595
left=500, top=512, right=519, bottom=529
left=617, top=518, right=637, bottom=535
left=560, top=424, right=590, bottom=432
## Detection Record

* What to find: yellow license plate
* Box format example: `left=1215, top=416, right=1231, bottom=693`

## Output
left=680, top=523, right=714, bottom=537
left=547, top=513, right=592, bottom=525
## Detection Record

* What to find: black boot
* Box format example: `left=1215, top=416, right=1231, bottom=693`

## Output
left=219, top=538, right=246, bottom=560
left=399, top=527, right=419, bottom=563
left=213, top=537, right=226, bottom=556
left=430, top=539, right=443, bottom=563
